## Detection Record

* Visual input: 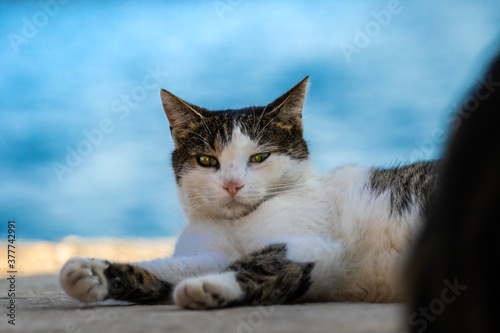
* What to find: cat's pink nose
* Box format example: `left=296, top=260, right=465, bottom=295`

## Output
left=223, top=182, right=244, bottom=196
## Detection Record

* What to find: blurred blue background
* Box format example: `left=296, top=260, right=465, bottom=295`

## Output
left=1, top=0, right=499, bottom=240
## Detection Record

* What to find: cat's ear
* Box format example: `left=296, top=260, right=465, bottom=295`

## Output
left=266, top=76, right=309, bottom=133
left=160, top=89, right=206, bottom=147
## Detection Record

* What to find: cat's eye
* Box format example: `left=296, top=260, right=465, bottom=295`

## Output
left=250, top=153, right=270, bottom=163
left=197, top=155, right=219, bottom=167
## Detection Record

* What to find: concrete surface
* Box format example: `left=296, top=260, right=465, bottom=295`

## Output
left=0, top=274, right=408, bottom=333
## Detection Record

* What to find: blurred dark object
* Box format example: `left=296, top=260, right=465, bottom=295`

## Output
left=406, top=50, right=500, bottom=333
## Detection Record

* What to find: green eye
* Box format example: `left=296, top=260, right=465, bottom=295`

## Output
left=250, top=153, right=270, bottom=163
left=198, top=155, right=218, bottom=167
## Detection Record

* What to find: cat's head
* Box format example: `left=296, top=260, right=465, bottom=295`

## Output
left=160, top=77, right=310, bottom=221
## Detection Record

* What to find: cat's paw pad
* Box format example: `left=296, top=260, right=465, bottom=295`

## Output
left=174, top=272, right=244, bottom=310
left=59, top=257, right=109, bottom=303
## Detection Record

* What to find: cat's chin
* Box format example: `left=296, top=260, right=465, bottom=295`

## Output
left=218, top=201, right=259, bottom=220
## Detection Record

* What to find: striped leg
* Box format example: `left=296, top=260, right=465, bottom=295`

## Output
left=174, top=244, right=315, bottom=309
left=60, top=258, right=173, bottom=304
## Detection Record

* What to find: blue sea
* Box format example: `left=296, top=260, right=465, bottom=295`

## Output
left=1, top=0, right=499, bottom=240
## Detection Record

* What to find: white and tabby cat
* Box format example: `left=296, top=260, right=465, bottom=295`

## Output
left=60, top=77, right=438, bottom=309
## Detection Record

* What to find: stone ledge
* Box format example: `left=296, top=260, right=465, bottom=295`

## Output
left=0, top=275, right=407, bottom=333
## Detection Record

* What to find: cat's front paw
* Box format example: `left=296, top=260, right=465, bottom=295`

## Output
left=59, top=257, right=109, bottom=303
left=174, top=272, right=244, bottom=310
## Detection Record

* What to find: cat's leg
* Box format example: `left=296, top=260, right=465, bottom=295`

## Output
left=60, top=222, right=234, bottom=304
left=59, top=254, right=228, bottom=304
left=174, top=241, right=337, bottom=309
left=59, top=257, right=173, bottom=304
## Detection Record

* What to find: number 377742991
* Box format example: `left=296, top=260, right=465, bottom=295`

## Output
left=7, top=221, right=16, bottom=271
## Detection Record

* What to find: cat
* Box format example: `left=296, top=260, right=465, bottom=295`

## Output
left=406, top=52, right=500, bottom=332
left=59, top=76, right=439, bottom=309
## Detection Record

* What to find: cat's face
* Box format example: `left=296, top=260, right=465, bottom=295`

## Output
left=161, top=77, right=310, bottom=220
